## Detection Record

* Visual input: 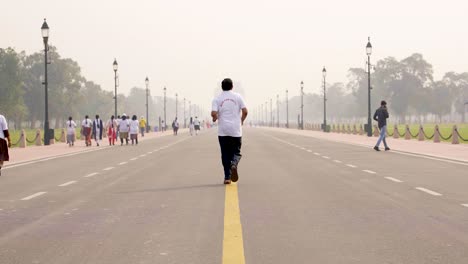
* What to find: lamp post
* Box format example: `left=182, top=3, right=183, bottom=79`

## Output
left=322, top=67, right=327, bottom=132
left=286, top=90, right=289, bottom=128
left=276, top=94, right=279, bottom=127
left=145, top=77, right=149, bottom=132
left=112, top=59, right=118, bottom=118
left=270, top=98, right=273, bottom=127
left=300, top=81, right=304, bottom=130
left=175, top=93, right=178, bottom=119
left=366, top=37, right=373, bottom=137
left=41, top=19, right=51, bottom=145
left=183, top=97, right=186, bottom=128
left=163, top=87, right=167, bottom=131
left=265, top=101, right=268, bottom=126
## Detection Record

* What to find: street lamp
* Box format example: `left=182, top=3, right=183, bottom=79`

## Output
left=322, top=67, right=327, bottom=132
left=265, top=101, right=268, bottom=126
left=145, top=76, right=149, bottom=132
left=270, top=98, right=273, bottom=127
left=300, top=81, right=304, bottom=130
left=113, top=59, right=118, bottom=118
left=41, top=19, right=51, bottom=145
left=286, top=90, right=289, bottom=128
left=276, top=94, right=280, bottom=127
left=163, top=87, right=167, bottom=131
left=366, top=37, right=373, bottom=137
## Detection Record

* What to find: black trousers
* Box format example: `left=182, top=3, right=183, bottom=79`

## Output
left=218, top=136, right=242, bottom=180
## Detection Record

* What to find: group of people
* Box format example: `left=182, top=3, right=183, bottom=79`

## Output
left=65, top=114, right=148, bottom=147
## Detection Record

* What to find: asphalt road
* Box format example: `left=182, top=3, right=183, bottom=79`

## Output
left=1, top=128, right=468, bottom=263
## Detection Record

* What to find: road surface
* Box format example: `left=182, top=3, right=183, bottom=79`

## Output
left=1, top=128, right=468, bottom=263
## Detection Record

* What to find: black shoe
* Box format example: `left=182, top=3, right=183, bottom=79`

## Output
left=224, top=179, right=232, bottom=184
left=385, top=147, right=390, bottom=151
left=230, top=165, right=239, bottom=182
left=373, top=146, right=380, bottom=151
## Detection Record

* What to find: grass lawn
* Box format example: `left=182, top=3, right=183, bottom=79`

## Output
left=8, top=128, right=82, bottom=148
left=386, top=124, right=468, bottom=143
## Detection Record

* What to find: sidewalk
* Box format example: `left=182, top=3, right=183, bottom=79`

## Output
left=261, top=127, right=468, bottom=163
left=5, top=129, right=188, bottom=167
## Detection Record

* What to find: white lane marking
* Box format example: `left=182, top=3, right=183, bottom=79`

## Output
left=307, top=150, right=313, bottom=153
left=300, top=147, right=306, bottom=150
left=103, top=167, right=115, bottom=171
left=322, top=156, right=330, bottom=159
left=130, top=158, right=138, bottom=161
left=84, top=172, right=98, bottom=178
left=59, top=181, right=77, bottom=187
left=314, top=152, right=320, bottom=156
left=346, top=164, right=357, bottom=168
left=21, top=192, right=47, bottom=201
left=334, top=160, right=342, bottom=163
left=140, top=154, right=146, bottom=157
left=363, top=170, right=376, bottom=174
left=119, top=162, right=128, bottom=165
left=147, top=152, right=153, bottom=154
left=461, top=204, right=468, bottom=208
left=385, top=177, right=403, bottom=183
left=415, top=187, right=442, bottom=196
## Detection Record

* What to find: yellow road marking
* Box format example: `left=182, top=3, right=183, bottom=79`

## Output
left=222, top=183, right=246, bottom=264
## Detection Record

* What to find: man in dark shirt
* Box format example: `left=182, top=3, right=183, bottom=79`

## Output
left=373, top=100, right=390, bottom=151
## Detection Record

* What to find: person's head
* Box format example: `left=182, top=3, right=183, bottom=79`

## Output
left=221, top=78, right=233, bottom=91
left=85, top=115, right=89, bottom=119
left=132, top=115, right=137, bottom=120
left=95, top=114, right=99, bottom=119
left=381, top=100, right=387, bottom=107
left=195, top=116, right=198, bottom=119
left=140, top=116, right=144, bottom=120
left=122, top=114, right=127, bottom=120
left=117, top=115, right=120, bottom=119
left=111, top=115, right=115, bottom=120
left=68, top=116, right=72, bottom=121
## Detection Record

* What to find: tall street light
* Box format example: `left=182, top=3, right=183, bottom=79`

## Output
left=366, top=37, right=373, bottom=137
left=176, top=93, right=179, bottom=118
left=286, top=90, right=289, bottom=128
left=265, top=101, right=268, bottom=126
left=322, top=67, right=327, bottom=132
left=145, top=77, right=149, bottom=132
left=113, top=59, right=118, bottom=117
left=270, top=98, right=273, bottom=127
left=276, top=94, right=280, bottom=127
left=300, top=81, right=304, bottom=130
left=41, top=19, right=51, bottom=145
left=163, top=87, right=167, bottom=131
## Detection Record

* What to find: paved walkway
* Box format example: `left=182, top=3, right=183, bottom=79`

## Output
left=261, top=127, right=468, bottom=163
left=5, top=129, right=188, bottom=166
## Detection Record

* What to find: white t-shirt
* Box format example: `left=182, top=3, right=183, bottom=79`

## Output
left=82, top=118, right=92, bottom=128
left=194, top=119, right=200, bottom=126
left=66, top=120, right=77, bottom=135
left=212, top=91, right=246, bottom=137
left=0, top=115, right=8, bottom=139
left=129, top=120, right=139, bottom=134
left=118, top=119, right=130, bottom=133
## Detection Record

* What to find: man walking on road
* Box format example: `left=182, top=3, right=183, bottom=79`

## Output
left=373, top=100, right=390, bottom=151
left=194, top=116, right=201, bottom=135
left=212, top=78, right=248, bottom=184
left=0, top=114, right=11, bottom=176
left=92, top=115, right=103, bottom=147
left=82, top=115, right=93, bottom=147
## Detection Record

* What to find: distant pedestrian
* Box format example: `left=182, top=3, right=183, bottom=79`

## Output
left=106, top=115, right=118, bottom=146
left=0, top=114, right=11, bottom=176
left=373, top=100, right=390, bottom=151
left=139, top=116, right=146, bottom=137
left=118, top=114, right=130, bottom=146
left=189, top=117, right=195, bottom=136
left=194, top=116, right=201, bottom=135
left=92, top=114, right=103, bottom=147
left=82, top=115, right=93, bottom=146
left=212, top=78, right=248, bottom=184
left=161, top=120, right=165, bottom=132
left=172, top=118, right=179, bottom=135
left=66, top=116, right=77, bottom=147
left=130, top=115, right=139, bottom=145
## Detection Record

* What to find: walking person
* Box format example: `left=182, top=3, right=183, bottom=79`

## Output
left=211, top=78, right=248, bottom=184
left=172, top=118, right=179, bottom=136
left=373, top=100, right=390, bottom=151
left=66, top=116, right=77, bottom=147
left=0, top=114, right=11, bottom=176
left=106, top=115, right=118, bottom=146
left=118, top=114, right=130, bottom=146
left=130, top=115, right=139, bottom=145
left=92, top=115, right=103, bottom=147
left=139, top=116, right=146, bottom=137
left=194, top=116, right=201, bottom=135
left=82, top=115, right=93, bottom=146
left=189, top=117, right=195, bottom=136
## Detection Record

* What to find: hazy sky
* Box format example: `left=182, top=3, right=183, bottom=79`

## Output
left=2, top=0, right=467, bottom=109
